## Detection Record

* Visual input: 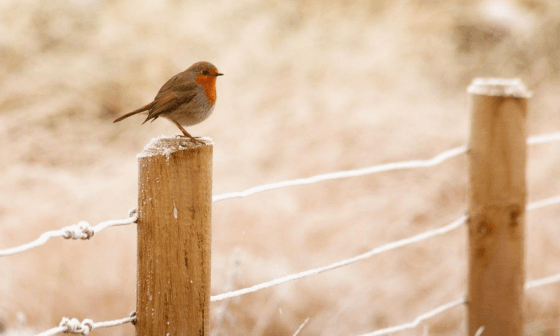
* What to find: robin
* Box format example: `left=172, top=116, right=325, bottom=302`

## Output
left=113, top=61, right=223, bottom=143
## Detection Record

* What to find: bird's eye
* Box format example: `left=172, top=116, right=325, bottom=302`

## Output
left=202, top=70, right=209, bottom=75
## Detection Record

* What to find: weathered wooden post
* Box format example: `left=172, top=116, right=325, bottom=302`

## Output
left=467, top=78, right=531, bottom=336
left=136, top=136, right=213, bottom=335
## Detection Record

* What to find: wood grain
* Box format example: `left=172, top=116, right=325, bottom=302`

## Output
left=136, top=137, right=213, bottom=336
left=467, top=79, right=528, bottom=336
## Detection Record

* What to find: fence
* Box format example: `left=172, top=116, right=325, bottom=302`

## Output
left=2, top=78, right=560, bottom=335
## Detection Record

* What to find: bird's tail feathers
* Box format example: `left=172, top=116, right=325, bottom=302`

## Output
left=113, top=102, right=155, bottom=123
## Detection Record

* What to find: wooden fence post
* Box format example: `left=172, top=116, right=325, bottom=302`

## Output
left=467, top=78, right=531, bottom=336
left=136, top=137, right=213, bottom=336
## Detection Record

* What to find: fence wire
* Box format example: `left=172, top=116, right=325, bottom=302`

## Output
left=36, top=312, right=136, bottom=336
left=27, top=194, right=560, bottom=336
left=3, top=131, right=559, bottom=258
left=355, top=297, right=467, bottom=336
left=0, top=209, right=137, bottom=257
left=213, top=146, right=467, bottom=202
left=526, top=272, right=560, bottom=290
left=527, top=131, right=560, bottom=145
left=356, top=265, right=560, bottom=336
left=211, top=194, right=560, bottom=302
left=527, top=195, right=560, bottom=211
left=4, top=131, right=560, bottom=335
left=213, top=131, right=560, bottom=202
left=211, top=215, right=467, bottom=302
left=34, top=268, right=560, bottom=336
left=292, top=317, right=311, bottom=336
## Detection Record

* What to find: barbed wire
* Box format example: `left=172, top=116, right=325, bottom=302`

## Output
left=212, top=131, right=560, bottom=202
left=211, top=194, right=560, bottom=302
left=36, top=312, right=136, bottom=336
left=0, top=209, right=137, bottom=257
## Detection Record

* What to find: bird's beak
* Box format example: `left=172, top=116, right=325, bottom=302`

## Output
left=213, top=73, right=224, bottom=77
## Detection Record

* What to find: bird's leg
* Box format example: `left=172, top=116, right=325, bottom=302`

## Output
left=171, top=120, right=205, bottom=144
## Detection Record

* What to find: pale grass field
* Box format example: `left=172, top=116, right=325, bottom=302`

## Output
left=1, top=0, right=560, bottom=335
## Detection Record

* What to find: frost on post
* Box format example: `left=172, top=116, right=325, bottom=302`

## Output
left=467, top=78, right=532, bottom=98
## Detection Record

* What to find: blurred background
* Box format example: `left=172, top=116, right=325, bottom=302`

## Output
left=1, top=0, right=560, bottom=335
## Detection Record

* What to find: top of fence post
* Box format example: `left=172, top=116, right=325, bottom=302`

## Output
left=467, top=78, right=532, bottom=98
left=138, top=135, right=213, bottom=158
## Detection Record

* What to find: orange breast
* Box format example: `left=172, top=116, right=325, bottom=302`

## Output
left=195, top=75, right=217, bottom=104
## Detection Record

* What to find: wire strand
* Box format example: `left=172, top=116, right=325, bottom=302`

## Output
left=354, top=297, right=466, bottom=336
left=212, top=146, right=467, bottom=202
left=213, top=131, right=560, bottom=202
left=34, top=269, right=560, bottom=336
left=526, top=271, right=560, bottom=289
left=212, top=193, right=560, bottom=302
left=474, top=326, right=486, bottom=336
left=36, top=312, right=136, bottom=336
left=211, top=215, right=467, bottom=302
left=292, top=317, right=311, bottom=336
left=0, top=209, right=137, bottom=257
left=527, top=195, right=560, bottom=211
left=527, top=131, right=560, bottom=145
left=355, top=267, right=560, bottom=336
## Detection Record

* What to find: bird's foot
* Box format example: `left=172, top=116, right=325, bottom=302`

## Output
left=179, top=134, right=206, bottom=145
left=172, top=121, right=206, bottom=145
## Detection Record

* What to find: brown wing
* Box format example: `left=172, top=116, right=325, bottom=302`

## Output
left=142, top=82, right=198, bottom=124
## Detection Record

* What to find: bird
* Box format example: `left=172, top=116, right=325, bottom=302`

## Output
left=113, top=61, right=223, bottom=143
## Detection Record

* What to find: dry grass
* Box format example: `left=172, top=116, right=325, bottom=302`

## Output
left=1, top=0, right=560, bottom=335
